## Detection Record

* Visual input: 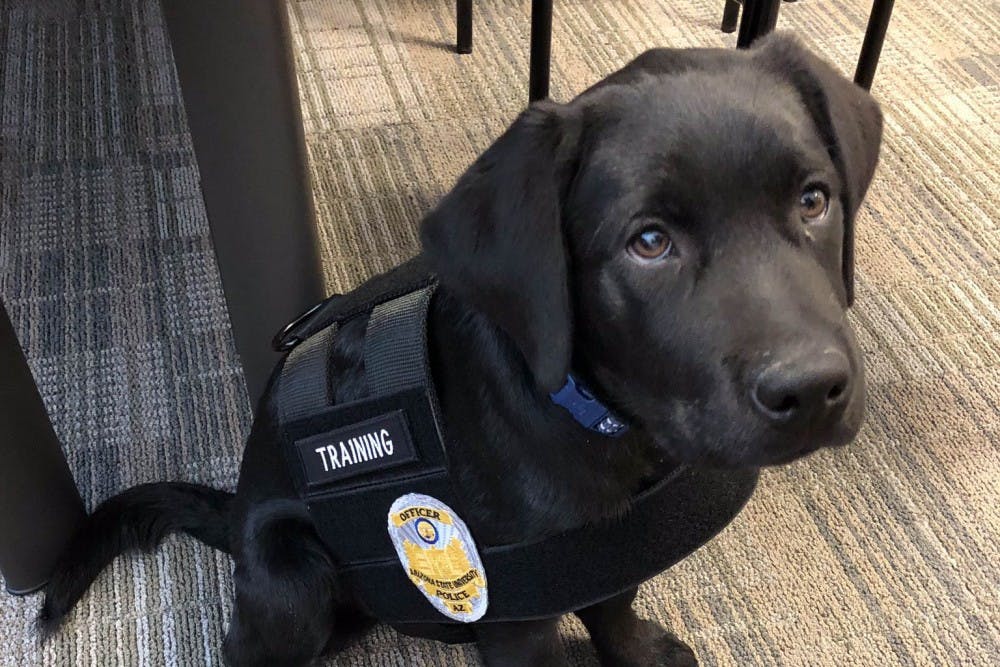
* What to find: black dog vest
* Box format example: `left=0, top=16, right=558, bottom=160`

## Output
left=273, top=258, right=758, bottom=644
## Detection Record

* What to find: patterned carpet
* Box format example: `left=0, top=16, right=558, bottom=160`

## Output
left=1, top=0, right=998, bottom=665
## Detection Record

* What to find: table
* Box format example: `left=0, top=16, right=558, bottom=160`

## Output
left=0, top=0, right=323, bottom=595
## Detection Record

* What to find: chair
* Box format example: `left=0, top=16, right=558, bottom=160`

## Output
left=454, top=0, right=895, bottom=103
left=455, top=0, right=552, bottom=102
left=722, top=0, right=896, bottom=90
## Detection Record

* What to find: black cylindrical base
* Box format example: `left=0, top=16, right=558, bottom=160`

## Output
left=0, top=300, right=86, bottom=595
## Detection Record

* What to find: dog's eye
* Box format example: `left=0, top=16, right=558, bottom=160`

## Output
left=628, top=228, right=673, bottom=261
left=799, top=186, right=829, bottom=221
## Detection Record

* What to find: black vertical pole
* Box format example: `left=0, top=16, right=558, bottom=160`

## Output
left=457, top=0, right=473, bottom=54
left=721, top=0, right=741, bottom=34
left=529, top=0, right=553, bottom=102
left=854, top=0, right=895, bottom=90
left=737, top=0, right=781, bottom=48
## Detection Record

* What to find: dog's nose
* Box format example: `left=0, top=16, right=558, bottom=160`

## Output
left=752, top=350, right=851, bottom=428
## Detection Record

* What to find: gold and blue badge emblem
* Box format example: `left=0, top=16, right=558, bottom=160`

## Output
left=388, top=494, right=488, bottom=622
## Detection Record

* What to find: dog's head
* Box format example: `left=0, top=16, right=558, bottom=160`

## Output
left=421, top=34, right=883, bottom=467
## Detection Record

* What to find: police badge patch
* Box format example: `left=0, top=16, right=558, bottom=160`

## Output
left=387, top=494, right=488, bottom=622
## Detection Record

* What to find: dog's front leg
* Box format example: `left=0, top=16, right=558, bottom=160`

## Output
left=474, top=618, right=567, bottom=667
left=576, top=588, right=697, bottom=667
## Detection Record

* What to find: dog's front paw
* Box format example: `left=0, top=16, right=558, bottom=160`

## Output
left=596, top=619, right=697, bottom=667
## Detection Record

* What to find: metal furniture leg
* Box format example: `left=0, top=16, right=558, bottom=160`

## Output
left=854, top=0, right=895, bottom=90
left=160, top=0, right=325, bottom=407
left=722, top=0, right=741, bottom=34
left=0, top=299, right=86, bottom=595
left=737, top=0, right=781, bottom=48
left=457, top=0, right=473, bottom=54
left=529, top=0, right=553, bottom=102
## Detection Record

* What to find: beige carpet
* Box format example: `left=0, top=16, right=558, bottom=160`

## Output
left=1, top=0, right=998, bottom=665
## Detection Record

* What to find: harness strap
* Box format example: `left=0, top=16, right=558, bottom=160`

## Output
left=272, top=256, right=433, bottom=352
left=278, top=322, right=338, bottom=423
left=348, top=464, right=759, bottom=641
left=275, top=275, right=758, bottom=644
left=364, top=286, right=435, bottom=396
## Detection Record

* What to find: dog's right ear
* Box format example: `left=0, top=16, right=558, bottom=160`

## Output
left=420, top=101, right=582, bottom=392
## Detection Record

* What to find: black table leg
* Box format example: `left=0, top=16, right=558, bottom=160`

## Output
left=457, top=0, right=473, bottom=54
left=529, top=0, right=553, bottom=102
left=0, top=299, right=86, bottom=595
left=854, top=0, right=895, bottom=90
left=160, top=0, right=325, bottom=407
left=737, top=0, right=781, bottom=48
left=721, top=0, right=741, bottom=34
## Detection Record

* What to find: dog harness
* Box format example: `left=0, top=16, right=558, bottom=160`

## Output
left=273, top=258, right=757, bottom=643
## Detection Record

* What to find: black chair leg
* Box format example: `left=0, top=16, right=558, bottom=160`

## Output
left=854, top=0, right=895, bottom=90
left=721, top=0, right=741, bottom=34
left=736, top=0, right=781, bottom=48
left=457, top=0, right=472, bottom=54
left=529, top=0, right=553, bottom=102
left=0, top=299, right=87, bottom=595
left=161, top=0, right=325, bottom=407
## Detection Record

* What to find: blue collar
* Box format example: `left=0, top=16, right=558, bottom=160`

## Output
left=550, top=374, right=628, bottom=437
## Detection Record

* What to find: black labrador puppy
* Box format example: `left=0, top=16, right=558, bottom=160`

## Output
left=39, top=34, right=882, bottom=666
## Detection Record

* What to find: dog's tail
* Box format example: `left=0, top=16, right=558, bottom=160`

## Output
left=38, top=482, right=233, bottom=636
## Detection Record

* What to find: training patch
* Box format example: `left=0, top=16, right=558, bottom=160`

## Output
left=295, top=411, right=417, bottom=488
left=388, top=494, right=488, bottom=622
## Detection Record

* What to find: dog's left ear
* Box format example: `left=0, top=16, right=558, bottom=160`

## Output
left=420, top=101, right=582, bottom=392
left=755, top=33, right=884, bottom=304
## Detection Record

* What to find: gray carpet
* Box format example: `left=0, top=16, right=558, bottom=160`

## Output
left=1, top=0, right=998, bottom=665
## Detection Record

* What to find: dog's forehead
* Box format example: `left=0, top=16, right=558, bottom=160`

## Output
left=569, top=68, right=834, bottom=229
left=582, top=68, right=819, bottom=167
